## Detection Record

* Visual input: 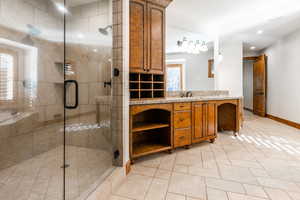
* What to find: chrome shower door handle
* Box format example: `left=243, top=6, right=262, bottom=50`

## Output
left=64, top=80, right=79, bottom=109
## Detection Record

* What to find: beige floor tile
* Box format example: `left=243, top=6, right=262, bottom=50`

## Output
left=229, top=160, right=263, bottom=169
left=188, top=166, right=220, bottom=178
left=131, top=165, right=157, bottom=177
left=257, top=177, right=300, bottom=192
left=159, top=154, right=176, bottom=171
left=287, top=191, right=300, bottom=200
left=110, top=195, right=133, bottom=200
left=206, top=177, right=245, bottom=194
left=145, top=178, right=168, bottom=200
left=264, top=188, right=292, bottom=200
left=187, top=196, right=205, bottom=200
left=218, top=165, right=258, bottom=185
left=243, top=184, right=268, bottom=199
left=114, top=174, right=152, bottom=200
left=168, top=172, right=206, bottom=199
left=174, top=165, right=188, bottom=173
left=207, top=187, right=228, bottom=200
left=154, top=169, right=172, bottom=180
left=249, top=168, right=269, bottom=178
left=166, top=192, right=186, bottom=200
left=227, top=192, right=267, bottom=200
left=176, top=152, right=202, bottom=166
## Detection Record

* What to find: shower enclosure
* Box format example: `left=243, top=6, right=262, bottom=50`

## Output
left=0, top=0, right=115, bottom=200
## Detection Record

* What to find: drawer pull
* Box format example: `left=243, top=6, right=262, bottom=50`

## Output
left=179, top=136, right=185, bottom=140
left=179, top=118, right=184, bottom=122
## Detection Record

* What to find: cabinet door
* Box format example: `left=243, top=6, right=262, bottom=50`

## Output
left=130, top=0, right=147, bottom=73
left=205, top=102, right=217, bottom=137
left=147, top=3, right=164, bottom=74
left=192, top=102, right=205, bottom=142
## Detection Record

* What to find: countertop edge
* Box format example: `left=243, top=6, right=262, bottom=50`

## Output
left=129, top=96, right=243, bottom=105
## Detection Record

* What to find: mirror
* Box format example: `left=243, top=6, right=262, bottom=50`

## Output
left=165, top=22, right=216, bottom=92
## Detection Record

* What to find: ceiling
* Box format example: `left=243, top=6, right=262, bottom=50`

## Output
left=166, top=0, right=300, bottom=53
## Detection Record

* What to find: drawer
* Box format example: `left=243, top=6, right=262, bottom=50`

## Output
left=174, top=111, right=191, bottom=129
left=174, top=128, right=191, bottom=148
left=174, top=103, right=191, bottom=111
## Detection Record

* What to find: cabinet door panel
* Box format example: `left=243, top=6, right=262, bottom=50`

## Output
left=148, top=3, right=164, bottom=74
left=130, top=0, right=147, bottom=73
left=206, top=103, right=216, bottom=137
left=193, top=103, right=205, bottom=141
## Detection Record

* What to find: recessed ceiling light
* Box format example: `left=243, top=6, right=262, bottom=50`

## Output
left=55, top=3, right=68, bottom=14
left=250, top=46, right=256, bottom=50
left=257, top=30, right=263, bottom=35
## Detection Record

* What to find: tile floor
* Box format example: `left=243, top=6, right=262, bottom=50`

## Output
left=0, top=145, right=113, bottom=200
left=111, top=111, right=300, bottom=200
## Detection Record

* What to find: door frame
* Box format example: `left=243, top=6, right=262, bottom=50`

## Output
left=243, top=55, right=267, bottom=117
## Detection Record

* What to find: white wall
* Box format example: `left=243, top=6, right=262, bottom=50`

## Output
left=263, top=29, right=300, bottom=124
left=166, top=51, right=214, bottom=91
left=215, top=40, right=243, bottom=96
left=243, top=61, right=253, bottom=109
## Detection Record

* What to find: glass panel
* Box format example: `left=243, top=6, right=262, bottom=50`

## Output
left=64, top=0, right=114, bottom=199
left=0, top=1, right=64, bottom=200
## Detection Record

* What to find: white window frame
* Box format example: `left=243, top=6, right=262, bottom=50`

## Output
left=0, top=48, right=18, bottom=104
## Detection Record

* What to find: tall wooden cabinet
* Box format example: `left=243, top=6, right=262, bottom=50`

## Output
left=129, top=0, right=172, bottom=100
left=192, top=102, right=217, bottom=143
left=130, top=0, right=169, bottom=74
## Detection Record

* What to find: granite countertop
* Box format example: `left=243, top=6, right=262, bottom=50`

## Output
left=130, top=95, right=243, bottom=105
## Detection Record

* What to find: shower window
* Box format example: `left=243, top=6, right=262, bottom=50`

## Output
left=0, top=49, right=17, bottom=103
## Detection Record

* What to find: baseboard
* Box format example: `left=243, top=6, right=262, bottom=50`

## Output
left=266, top=114, right=300, bottom=129
left=125, top=160, right=131, bottom=175
left=244, top=107, right=253, bottom=112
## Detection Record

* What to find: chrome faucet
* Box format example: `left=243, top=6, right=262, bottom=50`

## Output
left=180, top=91, right=193, bottom=97
left=186, top=91, right=193, bottom=97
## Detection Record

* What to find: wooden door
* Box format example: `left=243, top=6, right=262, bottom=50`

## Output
left=253, top=55, right=267, bottom=117
left=192, top=102, right=205, bottom=142
left=130, top=0, right=147, bottom=73
left=205, top=102, right=217, bottom=137
left=147, top=3, right=165, bottom=74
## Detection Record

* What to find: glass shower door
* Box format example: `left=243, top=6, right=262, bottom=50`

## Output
left=0, top=0, right=65, bottom=200
left=64, top=0, right=114, bottom=199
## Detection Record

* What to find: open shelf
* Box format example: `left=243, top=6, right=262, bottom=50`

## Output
left=132, top=142, right=171, bottom=158
left=131, top=108, right=172, bottom=160
left=132, top=122, right=170, bottom=132
left=129, top=72, right=165, bottom=99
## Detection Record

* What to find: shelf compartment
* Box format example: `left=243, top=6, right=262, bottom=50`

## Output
left=140, top=74, right=152, bottom=81
left=130, top=73, right=139, bottom=82
left=141, top=91, right=152, bottom=98
left=132, top=122, right=170, bottom=132
left=140, top=82, right=152, bottom=89
left=132, top=142, right=171, bottom=158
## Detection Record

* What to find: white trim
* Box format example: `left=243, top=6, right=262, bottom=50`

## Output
left=166, top=59, right=186, bottom=90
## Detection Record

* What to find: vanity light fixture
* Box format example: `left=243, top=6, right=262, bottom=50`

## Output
left=177, top=37, right=208, bottom=54
left=250, top=46, right=256, bottom=50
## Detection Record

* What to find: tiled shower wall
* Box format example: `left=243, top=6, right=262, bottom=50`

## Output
left=112, top=0, right=129, bottom=166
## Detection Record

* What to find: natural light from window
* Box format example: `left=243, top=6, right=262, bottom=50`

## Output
left=0, top=53, right=14, bottom=101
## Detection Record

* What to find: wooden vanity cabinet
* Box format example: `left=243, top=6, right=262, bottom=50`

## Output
left=173, top=103, right=192, bottom=148
left=129, top=0, right=171, bottom=74
left=192, top=102, right=217, bottom=143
